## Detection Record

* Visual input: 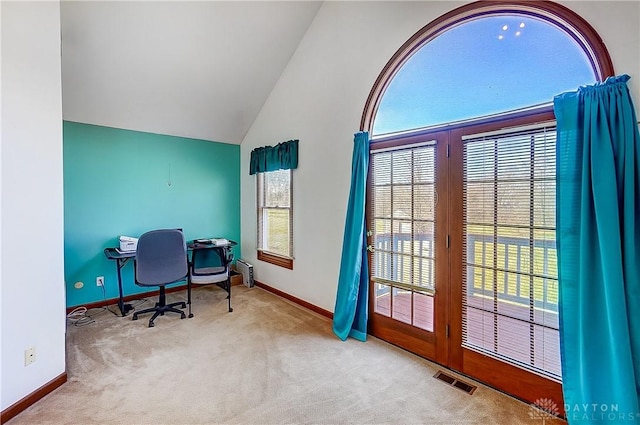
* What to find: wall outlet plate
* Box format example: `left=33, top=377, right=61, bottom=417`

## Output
left=25, top=347, right=36, bottom=366
left=96, top=276, right=104, bottom=286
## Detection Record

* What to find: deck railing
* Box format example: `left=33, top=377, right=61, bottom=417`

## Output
left=466, top=233, right=558, bottom=312
left=373, top=232, right=434, bottom=297
left=373, top=232, right=558, bottom=312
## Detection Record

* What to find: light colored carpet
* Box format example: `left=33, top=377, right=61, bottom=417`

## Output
left=8, top=285, right=563, bottom=424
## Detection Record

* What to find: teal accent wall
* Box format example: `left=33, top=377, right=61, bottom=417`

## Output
left=63, top=121, right=240, bottom=308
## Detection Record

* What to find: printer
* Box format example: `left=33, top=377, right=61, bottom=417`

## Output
left=119, top=236, right=139, bottom=252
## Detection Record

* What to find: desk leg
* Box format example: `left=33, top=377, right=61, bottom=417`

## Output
left=187, top=279, right=193, bottom=318
left=116, top=259, right=133, bottom=316
left=187, top=254, right=193, bottom=318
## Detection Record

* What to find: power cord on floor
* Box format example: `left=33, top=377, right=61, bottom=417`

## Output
left=106, top=298, right=149, bottom=317
left=96, top=278, right=151, bottom=316
left=68, top=281, right=155, bottom=323
left=66, top=306, right=108, bottom=327
left=67, top=306, right=87, bottom=322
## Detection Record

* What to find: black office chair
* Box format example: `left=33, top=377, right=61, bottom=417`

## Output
left=187, top=244, right=233, bottom=317
left=132, top=229, right=188, bottom=327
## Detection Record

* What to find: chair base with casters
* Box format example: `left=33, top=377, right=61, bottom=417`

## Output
left=187, top=245, right=233, bottom=317
left=132, top=286, right=187, bottom=327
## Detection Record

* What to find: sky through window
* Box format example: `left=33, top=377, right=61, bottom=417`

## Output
left=373, top=15, right=596, bottom=135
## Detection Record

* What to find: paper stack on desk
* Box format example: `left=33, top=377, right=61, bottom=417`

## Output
left=195, top=238, right=229, bottom=246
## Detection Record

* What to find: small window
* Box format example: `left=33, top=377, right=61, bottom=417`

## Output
left=257, top=169, right=293, bottom=269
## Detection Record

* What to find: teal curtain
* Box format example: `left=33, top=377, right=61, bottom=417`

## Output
left=554, top=74, right=640, bottom=423
left=249, top=139, right=298, bottom=175
left=333, top=132, right=370, bottom=342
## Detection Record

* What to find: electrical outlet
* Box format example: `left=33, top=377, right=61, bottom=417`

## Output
left=25, top=347, right=36, bottom=366
left=96, top=276, right=104, bottom=286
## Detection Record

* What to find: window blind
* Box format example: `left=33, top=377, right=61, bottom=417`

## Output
left=462, top=124, right=560, bottom=380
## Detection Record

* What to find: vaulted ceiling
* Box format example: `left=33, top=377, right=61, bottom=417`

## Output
left=61, top=1, right=323, bottom=144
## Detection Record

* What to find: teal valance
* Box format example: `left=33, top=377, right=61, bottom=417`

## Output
left=249, top=139, right=299, bottom=175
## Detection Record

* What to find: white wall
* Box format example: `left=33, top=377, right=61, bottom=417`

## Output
left=1, top=1, right=65, bottom=410
left=240, top=1, right=640, bottom=312
left=567, top=1, right=640, bottom=101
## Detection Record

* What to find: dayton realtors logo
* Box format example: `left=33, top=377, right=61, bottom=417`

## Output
left=529, top=398, right=640, bottom=423
left=529, top=398, right=560, bottom=424
left=564, top=403, right=639, bottom=422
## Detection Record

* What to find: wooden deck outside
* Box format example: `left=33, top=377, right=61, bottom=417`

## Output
left=374, top=290, right=434, bottom=331
left=374, top=290, right=561, bottom=378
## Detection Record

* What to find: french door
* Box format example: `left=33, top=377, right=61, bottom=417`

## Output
left=367, top=110, right=563, bottom=407
left=368, top=130, right=450, bottom=364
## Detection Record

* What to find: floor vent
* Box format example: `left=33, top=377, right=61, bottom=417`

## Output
left=434, top=371, right=477, bottom=395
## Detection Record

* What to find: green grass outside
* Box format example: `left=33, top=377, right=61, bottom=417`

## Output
left=264, top=209, right=290, bottom=257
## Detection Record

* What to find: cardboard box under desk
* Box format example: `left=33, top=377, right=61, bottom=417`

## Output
left=230, top=269, right=243, bottom=286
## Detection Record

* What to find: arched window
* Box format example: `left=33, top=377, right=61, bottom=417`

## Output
left=363, top=1, right=613, bottom=408
left=362, top=1, right=613, bottom=134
